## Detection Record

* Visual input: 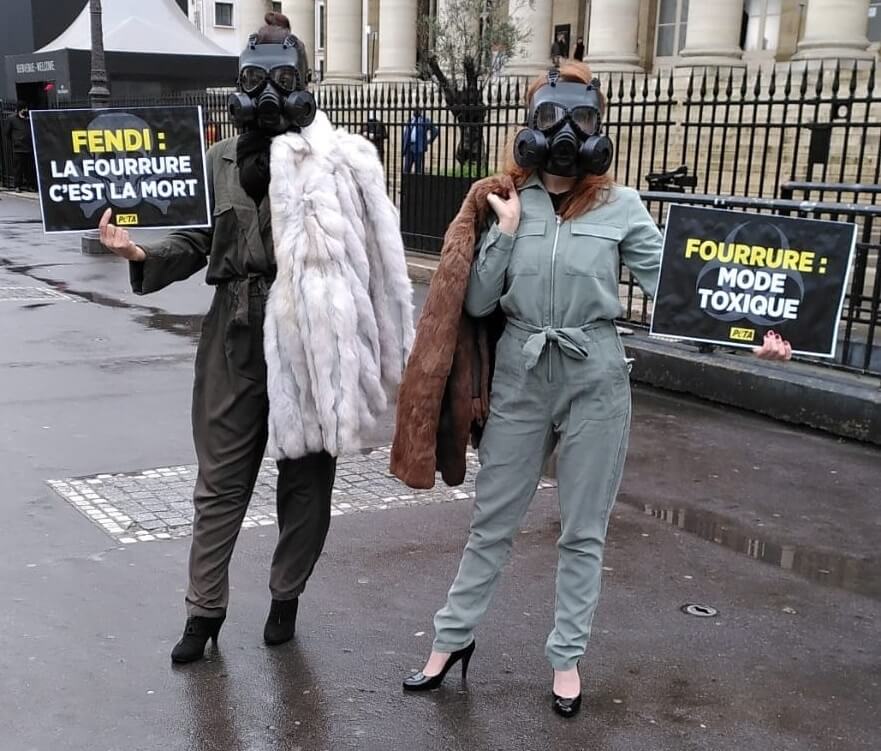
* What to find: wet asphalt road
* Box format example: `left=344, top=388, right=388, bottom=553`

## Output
left=1, top=193, right=880, bottom=751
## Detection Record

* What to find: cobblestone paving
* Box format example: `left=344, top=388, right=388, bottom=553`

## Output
left=48, top=446, right=556, bottom=545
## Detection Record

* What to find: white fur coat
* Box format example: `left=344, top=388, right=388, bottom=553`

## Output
left=264, top=111, right=414, bottom=460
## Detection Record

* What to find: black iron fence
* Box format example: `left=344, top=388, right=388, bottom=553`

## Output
left=2, top=60, right=880, bottom=376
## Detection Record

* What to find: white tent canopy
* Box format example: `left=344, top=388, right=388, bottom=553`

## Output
left=37, top=0, right=230, bottom=56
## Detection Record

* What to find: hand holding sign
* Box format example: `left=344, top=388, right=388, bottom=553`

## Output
left=99, top=208, right=146, bottom=261
left=753, top=330, right=792, bottom=361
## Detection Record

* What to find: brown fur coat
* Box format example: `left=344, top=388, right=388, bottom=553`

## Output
left=390, top=175, right=513, bottom=489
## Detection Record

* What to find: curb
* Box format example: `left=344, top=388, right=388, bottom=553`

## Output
left=624, top=333, right=881, bottom=446
left=404, top=251, right=881, bottom=446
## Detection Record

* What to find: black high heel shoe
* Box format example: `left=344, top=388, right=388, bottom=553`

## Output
left=552, top=692, right=582, bottom=718
left=552, top=663, right=583, bottom=718
left=171, top=615, right=225, bottom=664
left=402, top=641, right=476, bottom=691
left=264, top=598, right=298, bottom=646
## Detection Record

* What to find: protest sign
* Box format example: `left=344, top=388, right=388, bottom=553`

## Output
left=30, top=106, right=211, bottom=233
left=650, top=205, right=856, bottom=357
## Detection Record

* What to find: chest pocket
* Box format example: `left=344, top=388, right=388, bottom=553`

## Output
left=565, top=221, right=623, bottom=278
left=508, top=219, right=547, bottom=276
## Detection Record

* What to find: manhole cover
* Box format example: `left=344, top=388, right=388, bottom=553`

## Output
left=681, top=603, right=719, bottom=618
left=0, top=286, right=75, bottom=302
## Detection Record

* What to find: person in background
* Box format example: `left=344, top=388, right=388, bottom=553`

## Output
left=551, top=34, right=567, bottom=67
left=573, top=36, right=585, bottom=62
left=402, top=107, right=439, bottom=174
left=361, top=111, right=388, bottom=164
left=5, top=104, right=34, bottom=192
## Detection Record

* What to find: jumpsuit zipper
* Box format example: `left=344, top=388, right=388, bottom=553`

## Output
left=549, top=215, right=563, bottom=381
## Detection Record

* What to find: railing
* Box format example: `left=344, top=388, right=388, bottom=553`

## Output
left=635, top=191, right=881, bottom=379
left=3, top=60, right=880, bottom=376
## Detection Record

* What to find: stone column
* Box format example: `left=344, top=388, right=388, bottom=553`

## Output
left=795, top=0, right=874, bottom=60
left=375, top=0, right=418, bottom=80
left=585, top=0, right=642, bottom=72
left=238, top=1, right=270, bottom=44
left=506, top=0, right=554, bottom=76
left=677, top=0, right=744, bottom=66
left=325, top=0, right=363, bottom=82
left=282, top=0, right=316, bottom=71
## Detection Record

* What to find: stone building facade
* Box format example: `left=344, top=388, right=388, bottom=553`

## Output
left=185, top=1, right=881, bottom=79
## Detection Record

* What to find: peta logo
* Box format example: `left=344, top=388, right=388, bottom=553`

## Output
left=729, top=326, right=756, bottom=342
left=116, top=214, right=139, bottom=226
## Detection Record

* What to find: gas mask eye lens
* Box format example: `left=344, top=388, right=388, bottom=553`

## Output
left=571, top=107, right=599, bottom=136
left=240, top=66, right=268, bottom=93
left=534, top=102, right=566, bottom=132
left=270, top=66, right=299, bottom=93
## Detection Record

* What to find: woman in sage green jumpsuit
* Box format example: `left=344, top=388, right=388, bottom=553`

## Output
left=403, top=63, right=791, bottom=716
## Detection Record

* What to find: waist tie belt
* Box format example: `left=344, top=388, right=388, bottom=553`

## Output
left=506, top=318, right=611, bottom=374
left=220, top=275, right=273, bottom=329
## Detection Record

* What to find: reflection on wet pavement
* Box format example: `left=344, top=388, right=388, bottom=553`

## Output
left=619, top=494, right=881, bottom=600
left=1, top=256, right=204, bottom=341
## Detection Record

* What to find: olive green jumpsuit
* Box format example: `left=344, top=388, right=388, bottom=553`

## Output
left=433, top=175, right=663, bottom=669
left=130, top=137, right=337, bottom=618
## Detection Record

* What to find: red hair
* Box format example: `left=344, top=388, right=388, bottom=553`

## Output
left=502, top=62, right=614, bottom=220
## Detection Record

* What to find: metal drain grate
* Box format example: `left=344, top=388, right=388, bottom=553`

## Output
left=0, top=286, right=77, bottom=302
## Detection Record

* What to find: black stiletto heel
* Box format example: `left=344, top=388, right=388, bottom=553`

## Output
left=552, top=692, right=582, bottom=718
left=552, top=662, right=583, bottom=718
left=171, top=615, right=225, bottom=664
left=402, top=641, right=476, bottom=691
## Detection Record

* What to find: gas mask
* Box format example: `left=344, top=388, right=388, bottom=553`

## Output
left=513, top=72, right=613, bottom=178
left=228, top=33, right=316, bottom=134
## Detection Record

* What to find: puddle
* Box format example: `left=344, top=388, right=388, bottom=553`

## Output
left=620, top=496, right=881, bottom=601
left=0, top=256, right=203, bottom=341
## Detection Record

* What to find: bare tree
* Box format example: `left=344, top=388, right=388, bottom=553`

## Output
left=423, top=0, right=532, bottom=167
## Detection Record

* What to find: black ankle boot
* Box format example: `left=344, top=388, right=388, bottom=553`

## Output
left=171, top=615, right=224, bottom=664
left=264, top=598, right=298, bottom=646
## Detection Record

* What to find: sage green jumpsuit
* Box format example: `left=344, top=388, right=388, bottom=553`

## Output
left=433, top=174, right=663, bottom=670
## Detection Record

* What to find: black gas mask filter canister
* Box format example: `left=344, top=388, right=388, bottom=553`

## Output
left=228, top=33, right=316, bottom=134
left=513, top=70, right=614, bottom=178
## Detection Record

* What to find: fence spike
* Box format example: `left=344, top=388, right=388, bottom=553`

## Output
left=642, top=73, right=649, bottom=99
left=740, top=67, right=748, bottom=96
left=816, top=60, right=825, bottom=96
left=699, top=68, right=708, bottom=98
left=630, top=73, right=637, bottom=100
left=666, top=68, right=674, bottom=98
left=712, top=67, right=720, bottom=98
left=783, top=63, right=793, bottom=96
left=868, top=57, right=876, bottom=94
left=753, top=67, right=762, bottom=97
left=768, top=66, right=777, bottom=97
left=832, top=59, right=841, bottom=96
left=800, top=63, right=809, bottom=96
left=849, top=58, right=858, bottom=96
left=654, top=70, right=662, bottom=98
left=725, top=68, right=734, bottom=98
left=686, top=68, right=694, bottom=98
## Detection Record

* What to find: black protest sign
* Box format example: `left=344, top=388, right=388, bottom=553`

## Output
left=650, top=205, right=856, bottom=357
left=30, top=106, right=211, bottom=233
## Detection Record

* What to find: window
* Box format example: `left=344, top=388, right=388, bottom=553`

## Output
left=656, top=0, right=689, bottom=58
left=272, top=1, right=282, bottom=11
left=744, top=0, right=782, bottom=52
left=215, top=1, right=233, bottom=27
left=870, top=0, right=881, bottom=42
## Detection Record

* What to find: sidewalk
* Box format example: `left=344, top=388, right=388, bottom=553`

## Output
left=406, top=252, right=881, bottom=446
